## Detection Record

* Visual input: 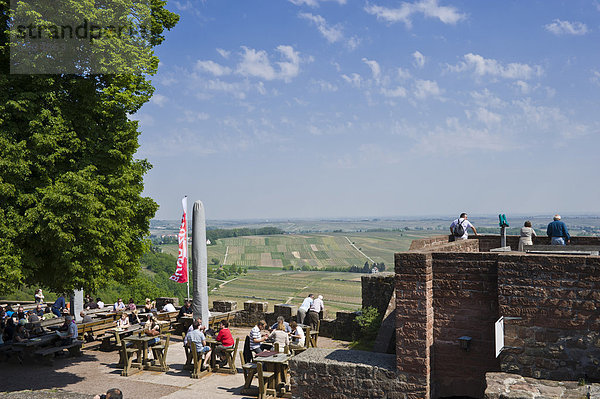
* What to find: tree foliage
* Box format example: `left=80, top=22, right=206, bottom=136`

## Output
left=0, top=0, right=179, bottom=294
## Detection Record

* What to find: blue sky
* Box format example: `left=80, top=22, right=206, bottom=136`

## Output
left=136, top=0, right=600, bottom=220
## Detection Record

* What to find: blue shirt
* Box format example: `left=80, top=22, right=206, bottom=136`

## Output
left=53, top=296, right=66, bottom=310
left=547, top=220, right=570, bottom=240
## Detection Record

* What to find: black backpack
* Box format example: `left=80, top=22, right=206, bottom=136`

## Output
left=453, top=219, right=466, bottom=237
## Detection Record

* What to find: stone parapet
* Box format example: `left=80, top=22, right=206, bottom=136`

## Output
left=290, top=348, right=406, bottom=399
left=212, top=300, right=237, bottom=312
left=485, top=372, right=600, bottom=399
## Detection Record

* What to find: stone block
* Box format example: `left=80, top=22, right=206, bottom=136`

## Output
left=274, top=303, right=296, bottom=319
left=212, top=300, right=237, bottom=312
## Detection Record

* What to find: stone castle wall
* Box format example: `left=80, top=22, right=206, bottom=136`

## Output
left=290, top=349, right=406, bottom=399
left=396, top=235, right=600, bottom=398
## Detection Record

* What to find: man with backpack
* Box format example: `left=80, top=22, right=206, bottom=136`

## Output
left=450, top=213, right=478, bottom=240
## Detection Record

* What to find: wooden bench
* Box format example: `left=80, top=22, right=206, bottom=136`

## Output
left=190, top=341, right=210, bottom=379
left=34, top=340, right=83, bottom=365
left=218, top=337, right=239, bottom=374
left=119, top=339, right=142, bottom=376
left=151, top=334, right=170, bottom=372
left=156, top=311, right=178, bottom=332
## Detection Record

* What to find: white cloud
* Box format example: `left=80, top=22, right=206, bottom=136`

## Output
left=412, top=51, right=425, bottom=68
left=298, top=13, right=359, bottom=49
left=448, top=53, right=543, bottom=80
left=150, top=94, right=168, bottom=107
left=289, top=0, right=346, bottom=7
left=341, top=73, right=362, bottom=88
left=236, top=45, right=302, bottom=82
left=413, top=122, right=508, bottom=154
left=365, top=0, right=466, bottom=29
left=544, top=19, right=589, bottom=36
left=591, top=70, right=600, bottom=86
left=299, top=13, right=343, bottom=43
left=196, top=60, right=232, bottom=76
left=414, top=79, right=442, bottom=99
left=362, top=58, right=381, bottom=81
left=381, top=86, right=407, bottom=98
left=474, top=107, right=501, bottom=125
left=216, top=48, right=230, bottom=59
left=397, top=68, right=412, bottom=80
left=514, top=80, right=529, bottom=94
left=177, top=110, right=210, bottom=123
left=470, top=89, right=506, bottom=108
left=312, top=79, right=338, bottom=92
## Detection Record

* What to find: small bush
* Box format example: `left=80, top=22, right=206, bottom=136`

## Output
left=353, top=306, right=382, bottom=345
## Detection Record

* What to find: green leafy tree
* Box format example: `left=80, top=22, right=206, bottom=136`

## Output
left=0, top=0, right=179, bottom=294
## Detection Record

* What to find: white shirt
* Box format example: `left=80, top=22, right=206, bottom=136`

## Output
left=97, top=301, right=105, bottom=309
left=163, top=303, right=176, bottom=312
left=450, top=218, right=474, bottom=239
left=299, top=297, right=313, bottom=311
left=310, top=298, right=324, bottom=313
left=292, top=326, right=305, bottom=347
left=249, top=326, right=262, bottom=350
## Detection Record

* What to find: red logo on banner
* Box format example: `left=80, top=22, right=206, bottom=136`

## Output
left=170, top=203, right=188, bottom=283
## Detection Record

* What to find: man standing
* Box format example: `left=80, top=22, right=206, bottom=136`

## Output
left=306, top=295, right=324, bottom=330
left=547, top=214, right=570, bottom=245
left=297, top=294, right=313, bottom=324
left=450, top=213, right=478, bottom=241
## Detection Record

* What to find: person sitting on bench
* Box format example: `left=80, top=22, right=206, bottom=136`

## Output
left=56, top=315, right=77, bottom=345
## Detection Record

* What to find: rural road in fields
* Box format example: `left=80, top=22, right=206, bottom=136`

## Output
left=344, top=236, right=375, bottom=263
left=223, top=246, right=229, bottom=265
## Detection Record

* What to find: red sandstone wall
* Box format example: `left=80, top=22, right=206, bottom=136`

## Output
left=431, top=252, right=500, bottom=398
left=497, top=254, right=600, bottom=381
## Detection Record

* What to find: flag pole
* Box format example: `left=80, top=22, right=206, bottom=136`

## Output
left=184, top=196, right=190, bottom=300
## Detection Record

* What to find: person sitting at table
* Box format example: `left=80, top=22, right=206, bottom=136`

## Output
left=4, top=317, right=16, bottom=342
left=52, top=294, right=67, bottom=317
left=27, top=310, right=39, bottom=323
left=186, top=317, right=202, bottom=335
left=178, top=300, right=193, bottom=319
left=86, top=297, right=98, bottom=310
left=127, top=298, right=137, bottom=311
left=116, top=312, right=130, bottom=328
left=16, top=306, right=26, bottom=321
left=144, top=298, right=156, bottom=313
left=43, top=305, right=56, bottom=320
left=145, top=314, right=161, bottom=338
left=214, top=320, right=234, bottom=367
left=56, top=315, right=77, bottom=345
left=13, top=319, right=30, bottom=343
left=268, top=321, right=289, bottom=352
left=96, top=297, right=105, bottom=309
left=289, top=321, right=305, bottom=348
left=35, top=304, right=44, bottom=317
left=270, top=316, right=291, bottom=333
left=186, top=320, right=212, bottom=370
left=249, top=320, right=269, bottom=354
left=161, top=300, right=176, bottom=313
left=114, top=298, right=126, bottom=312
left=34, top=288, right=45, bottom=304
left=128, top=309, right=141, bottom=325
left=80, top=310, right=93, bottom=323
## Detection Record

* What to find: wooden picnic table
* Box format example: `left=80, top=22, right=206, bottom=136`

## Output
left=12, top=333, right=59, bottom=357
left=205, top=337, right=220, bottom=370
left=103, top=324, right=143, bottom=351
left=123, top=334, right=165, bottom=372
left=254, top=351, right=292, bottom=395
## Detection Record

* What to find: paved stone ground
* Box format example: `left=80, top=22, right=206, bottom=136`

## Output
left=485, top=372, right=600, bottom=399
left=0, top=327, right=350, bottom=399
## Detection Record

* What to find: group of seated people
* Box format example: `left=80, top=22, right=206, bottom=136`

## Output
left=183, top=318, right=234, bottom=370
left=0, top=303, right=55, bottom=344
left=248, top=316, right=305, bottom=355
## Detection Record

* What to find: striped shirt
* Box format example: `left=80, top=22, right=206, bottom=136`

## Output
left=249, top=326, right=262, bottom=350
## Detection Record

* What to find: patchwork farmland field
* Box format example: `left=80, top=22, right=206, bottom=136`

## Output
left=208, top=269, right=363, bottom=314
left=160, top=231, right=444, bottom=269
left=158, top=231, right=444, bottom=314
